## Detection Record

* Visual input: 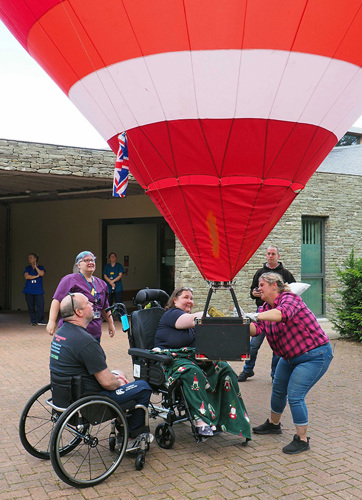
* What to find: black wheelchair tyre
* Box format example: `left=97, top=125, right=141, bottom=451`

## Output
left=135, top=452, right=145, bottom=471
left=155, top=423, right=175, bottom=449
left=109, top=435, right=116, bottom=451
left=50, top=395, right=128, bottom=488
left=19, top=384, right=81, bottom=460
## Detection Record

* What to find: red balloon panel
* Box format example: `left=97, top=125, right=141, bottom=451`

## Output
left=146, top=182, right=297, bottom=281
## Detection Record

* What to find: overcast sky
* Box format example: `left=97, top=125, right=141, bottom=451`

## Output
left=1, top=21, right=361, bottom=151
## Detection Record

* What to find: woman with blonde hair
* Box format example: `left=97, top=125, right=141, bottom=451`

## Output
left=245, top=272, right=333, bottom=454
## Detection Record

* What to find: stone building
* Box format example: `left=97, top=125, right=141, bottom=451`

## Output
left=176, top=144, right=362, bottom=315
left=0, top=136, right=361, bottom=318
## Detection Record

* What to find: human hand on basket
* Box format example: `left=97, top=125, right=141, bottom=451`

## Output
left=243, top=312, right=259, bottom=323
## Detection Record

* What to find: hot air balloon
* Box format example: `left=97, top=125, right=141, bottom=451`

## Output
left=1, top=0, right=362, bottom=286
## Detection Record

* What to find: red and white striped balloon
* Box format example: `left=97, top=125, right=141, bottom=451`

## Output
left=2, top=0, right=361, bottom=280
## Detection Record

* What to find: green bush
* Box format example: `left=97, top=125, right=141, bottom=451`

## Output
left=328, top=249, right=362, bottom=342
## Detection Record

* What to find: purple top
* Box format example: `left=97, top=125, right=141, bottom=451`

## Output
left=255, top=292, right=329, bottom=359
left=53, top=273, right=109, bottom=339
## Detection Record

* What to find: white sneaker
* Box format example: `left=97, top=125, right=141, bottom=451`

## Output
left=197, top=425, right=214, bottom=436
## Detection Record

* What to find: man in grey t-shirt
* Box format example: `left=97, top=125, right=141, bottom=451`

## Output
left=50, top=292, right=151, bottom=431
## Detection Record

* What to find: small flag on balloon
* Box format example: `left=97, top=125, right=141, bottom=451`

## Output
left=113, top=132, right=129, bottom=198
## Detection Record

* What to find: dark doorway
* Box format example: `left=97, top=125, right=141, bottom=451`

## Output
left=102, top=217, right=175, bottom=300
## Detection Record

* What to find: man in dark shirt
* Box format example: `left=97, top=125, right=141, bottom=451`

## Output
left=238, top=246, right=295, bottom=382
left=50, top=292, right=151, bottom=431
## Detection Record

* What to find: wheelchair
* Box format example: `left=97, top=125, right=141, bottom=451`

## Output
left=19, top=371, right=152, bottom=488
left=111, top=288, right=250, bottom=448
left=112, top=288, right=202, bottom=447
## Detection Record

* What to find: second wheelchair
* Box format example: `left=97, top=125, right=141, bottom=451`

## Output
left=19, top=372, right=152, bottom=487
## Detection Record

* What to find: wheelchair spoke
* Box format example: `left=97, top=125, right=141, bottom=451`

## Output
left=50, top=396, right=128, bottom=487
left=19, top=384, right=54, bottom=459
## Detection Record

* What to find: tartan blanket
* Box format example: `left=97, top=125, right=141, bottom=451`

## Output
left=153, top=347, right=251, bottom=439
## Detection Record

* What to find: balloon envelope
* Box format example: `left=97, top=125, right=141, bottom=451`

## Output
left=1, top=0, right=362, bottom=280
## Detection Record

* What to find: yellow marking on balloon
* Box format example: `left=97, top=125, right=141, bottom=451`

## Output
left=207, top=211, right=220, bottom=259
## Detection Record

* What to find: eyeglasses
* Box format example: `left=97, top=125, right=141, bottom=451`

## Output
left=68, top=293, right=76, bottom=315
left=81, top=258, right=96, bottom=263
left=176, top=287, right=193, bottom=296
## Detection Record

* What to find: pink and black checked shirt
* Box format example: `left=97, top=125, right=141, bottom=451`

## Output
left=255, top=292, right=329, bottom=359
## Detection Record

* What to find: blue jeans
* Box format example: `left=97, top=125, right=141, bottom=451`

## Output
left=243, top=333, right=280, bottom=377
left=101, top=379, right=151, bottom=431
left=271, top=343, right=333, bottom=426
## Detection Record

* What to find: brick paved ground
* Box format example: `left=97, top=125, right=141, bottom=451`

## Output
left=0, top=313, right=361, bottom=500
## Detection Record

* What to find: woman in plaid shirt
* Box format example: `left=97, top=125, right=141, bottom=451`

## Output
left=246, top=272, right=333, bottom=455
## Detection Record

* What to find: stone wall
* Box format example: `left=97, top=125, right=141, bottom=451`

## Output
left=174, top=171, right=362, bottom=316
left=1, top=139, right=361, bottom=316
left=0, top=139, right=115, bottom=177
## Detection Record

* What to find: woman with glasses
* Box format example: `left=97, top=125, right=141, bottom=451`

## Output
left=154, top=287, right=251, bottom=441
left=46, top=251, right=116, bottom=342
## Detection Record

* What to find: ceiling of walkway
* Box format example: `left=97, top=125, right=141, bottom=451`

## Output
left=0, top=170, right=144, bottom=203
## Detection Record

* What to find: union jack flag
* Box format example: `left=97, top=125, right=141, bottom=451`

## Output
left=113, top=132, right=129, bottom=198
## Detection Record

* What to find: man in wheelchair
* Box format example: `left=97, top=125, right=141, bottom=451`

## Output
left=49, top=292, right=152, bottom=436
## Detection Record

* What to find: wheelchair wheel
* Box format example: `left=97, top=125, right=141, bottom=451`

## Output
left=50, top=395, right=128, bottom=488
left=19, top=384, right=54, bottom=459
left=155, top=423, right=175, bottom=449
left=109, top=435, right=116, bottom=451
left=19, top=384, right=81, bottom=460
left=135, top=452, right=145, bottom=471
left=19, top=384, right=85, bottom=460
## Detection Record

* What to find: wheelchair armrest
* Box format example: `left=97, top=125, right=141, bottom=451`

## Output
left=128, top=348, right=173, bottom=366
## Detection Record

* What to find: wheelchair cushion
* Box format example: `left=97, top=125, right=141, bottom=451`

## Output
left=130, top=307, right=165, bottom=349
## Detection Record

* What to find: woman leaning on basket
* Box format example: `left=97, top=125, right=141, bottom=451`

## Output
left=244, top=272, right=333, bottom=455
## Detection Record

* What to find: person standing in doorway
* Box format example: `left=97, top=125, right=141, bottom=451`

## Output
left=103, top=252, right=125, bottom=305
left=23, top=253, right=46, bottom=326
left=238, top=245, right=295, bottom=382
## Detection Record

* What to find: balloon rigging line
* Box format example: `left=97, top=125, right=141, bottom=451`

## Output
left=218, top=14, right=246, bottom=180
left=231, top=184, right=298, bottom=279
left=231, top=180, right=264, bottom=278
left=261, top=1, right=315, bottom=182
left=182, top=1, right=221, bottom=179
left=218, top=185, right=234, bottom=280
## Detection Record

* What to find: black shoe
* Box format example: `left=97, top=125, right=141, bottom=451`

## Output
left=237, top=371, right=254, bottom=382
left=283, top=435, right=310, bottom=454
left=252, top=419, right=282, bottom=435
